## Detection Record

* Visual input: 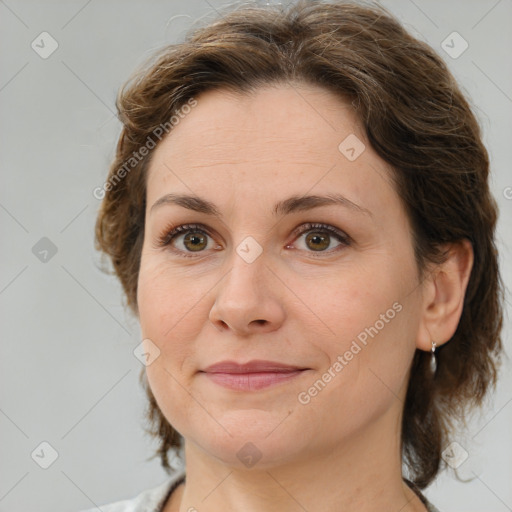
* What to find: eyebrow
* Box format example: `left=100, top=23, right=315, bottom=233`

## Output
left=149, top=192, right=372, bottom=218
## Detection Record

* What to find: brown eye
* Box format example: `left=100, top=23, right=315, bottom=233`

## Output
left=290, top=223, right=351, bottom=255
left=182, top=231, right=208, bottom=251
left=305, top=232, right=331, bottom=251
left=157, top=224, right=216, bottom=256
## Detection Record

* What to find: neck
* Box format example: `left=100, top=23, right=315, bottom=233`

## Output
left=169, top=403, right=427, bottom=512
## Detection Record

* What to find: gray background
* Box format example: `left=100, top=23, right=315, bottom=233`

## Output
left=0, top=0, right=511, bottom=511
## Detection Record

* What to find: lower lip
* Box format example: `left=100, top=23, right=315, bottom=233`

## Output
left=202, top=370, right=306, bottom=391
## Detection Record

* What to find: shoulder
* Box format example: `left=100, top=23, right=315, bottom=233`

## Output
left=78, top=470, right=186, bottom=512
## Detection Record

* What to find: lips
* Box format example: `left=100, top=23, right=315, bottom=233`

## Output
left=200, top=360, right=309, bottom=391
left=202, top=360, right=306, bottom=374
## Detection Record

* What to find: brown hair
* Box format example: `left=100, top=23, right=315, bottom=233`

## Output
left=94, top=0, right=503, bottom=488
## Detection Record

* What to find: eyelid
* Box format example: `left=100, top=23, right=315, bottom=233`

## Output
left=290, top=222, right=351, bottom=245
left=155, top=222, right=213, bottom=248
left=154, top=221, right=351, bottom=256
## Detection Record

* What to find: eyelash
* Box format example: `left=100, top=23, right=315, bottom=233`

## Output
left=155, top=222, right=351, bottom=258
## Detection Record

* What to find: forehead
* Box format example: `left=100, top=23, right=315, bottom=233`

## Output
left=145, top=83, right=397, bottom=217
left=151, top=83, right=357, bottom=165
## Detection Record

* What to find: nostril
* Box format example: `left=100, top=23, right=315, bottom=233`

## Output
left=213, top=320, right=228, bottom=331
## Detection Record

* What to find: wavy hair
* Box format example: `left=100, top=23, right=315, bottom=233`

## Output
left=94, top=0, right=503, bottom=488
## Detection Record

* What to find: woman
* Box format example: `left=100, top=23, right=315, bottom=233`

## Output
left=86, top=1, right=504, bottom=510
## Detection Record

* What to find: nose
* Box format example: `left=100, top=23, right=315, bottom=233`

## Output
left=208, top=249, right=286, bottom=336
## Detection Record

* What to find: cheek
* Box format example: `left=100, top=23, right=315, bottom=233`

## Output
left=137, top=261, right=195, bottom=368
left=310, top=256, right=418, bottom=393
left=138, top=258, right=197, bottom=335
left=137, top=262, right=204, bottom=433
left=138, top=266, right=173, bottom=338
left=305, top=259, right=399, bottom=346
left=137, top=258, right=216, bottom=375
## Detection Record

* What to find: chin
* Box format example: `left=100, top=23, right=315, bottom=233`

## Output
left=186, top=410, right=313, bottom=470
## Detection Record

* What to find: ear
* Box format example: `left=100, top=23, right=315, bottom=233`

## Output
left=416, top=239, right=474, bottom=351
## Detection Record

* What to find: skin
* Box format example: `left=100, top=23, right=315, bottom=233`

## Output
left=136, top=82, right=473, bottom=512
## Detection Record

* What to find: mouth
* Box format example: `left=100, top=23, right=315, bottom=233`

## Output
left=199, top=360, right=310, bottom=391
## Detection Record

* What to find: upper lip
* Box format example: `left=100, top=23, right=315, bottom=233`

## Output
left=201, top=360, right=307, bottom=374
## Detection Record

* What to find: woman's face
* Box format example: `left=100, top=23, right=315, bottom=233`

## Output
left=137, top=83, right=426, bottom=468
